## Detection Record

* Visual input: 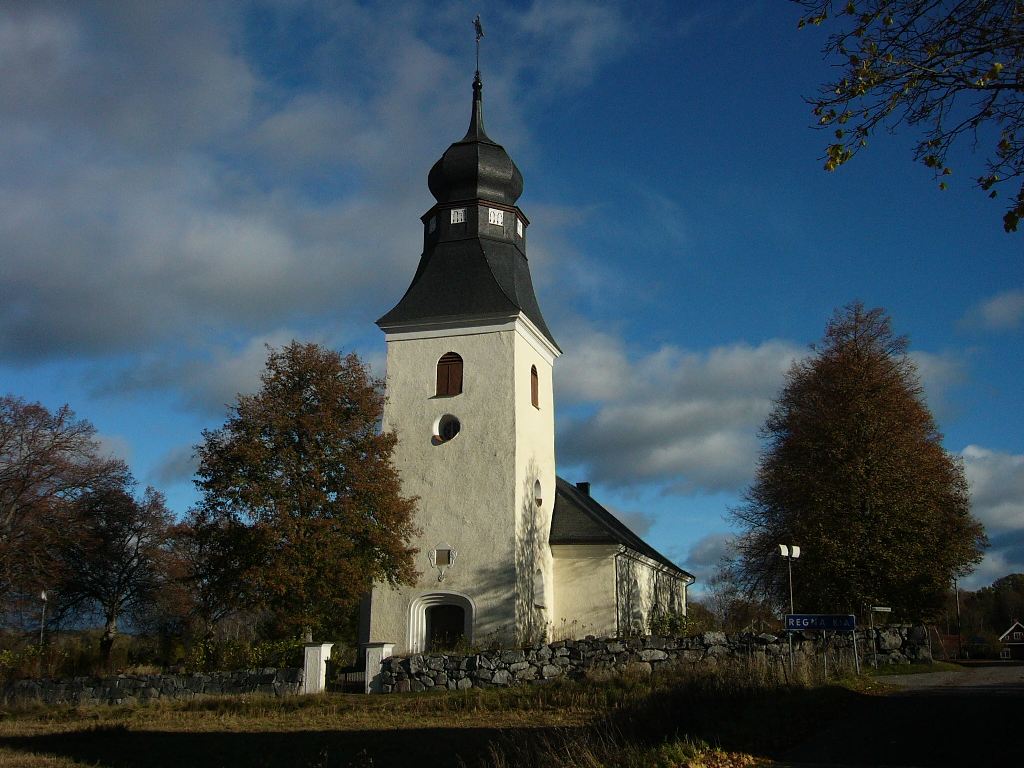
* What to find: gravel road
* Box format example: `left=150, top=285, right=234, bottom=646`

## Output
left=874, top=663, right=1024, bottom=694
left=780, top=663, right=1024, bottom=766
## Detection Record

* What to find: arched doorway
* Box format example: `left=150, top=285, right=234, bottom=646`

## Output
left=426, top=604, right=465, bottom=651
left=408, top=592, right=475, bottom=653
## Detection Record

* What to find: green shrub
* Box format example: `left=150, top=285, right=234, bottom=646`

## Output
left=184, top=637, right=305, bottom=672
left=647, top=610, right=710, bottom=637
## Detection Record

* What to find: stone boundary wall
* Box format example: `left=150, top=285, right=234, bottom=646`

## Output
left=378, top=625, right=930, bottom=693
left=2, top=667, right=304, bottom=706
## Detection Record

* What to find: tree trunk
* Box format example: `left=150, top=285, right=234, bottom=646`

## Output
left=100, top=616, right=117, bottom=665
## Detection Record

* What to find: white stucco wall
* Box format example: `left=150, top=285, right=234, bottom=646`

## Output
left=512, top=327, right=557, bottom=644
left=615, top=549, right=689, bottom=635
left=551, top=544, right=619, bottom=639
left=368, top=317, right=558, bottom=653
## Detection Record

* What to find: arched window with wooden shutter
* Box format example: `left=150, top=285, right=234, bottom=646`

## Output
left=436, top=352, right=463, bottom=396
left=530, top=365, right=539, bottom=409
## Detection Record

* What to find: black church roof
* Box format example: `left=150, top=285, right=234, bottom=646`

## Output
left=427, top=73, right=523, bottom=206
left=377, top=237, right=557, bottom=346
left=377, top=74, right=558, bottom=350
left=550, top=477, right=694, bottom=581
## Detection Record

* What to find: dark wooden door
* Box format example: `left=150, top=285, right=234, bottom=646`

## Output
left=426, top=604, right=465, bottom=651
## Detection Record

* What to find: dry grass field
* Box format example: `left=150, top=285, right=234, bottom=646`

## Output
left=0, top=663, right=827, bottom=768
left=4, top=661, right=1015, bottom=768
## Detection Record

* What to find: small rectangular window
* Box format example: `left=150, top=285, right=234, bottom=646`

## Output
left=516, top=218, right=523, bottom=237
left=435, top=549, right=451, bottom=566
left=451, top=208, right=466, bottom=224
left=488, top=208, right=504, bottom=226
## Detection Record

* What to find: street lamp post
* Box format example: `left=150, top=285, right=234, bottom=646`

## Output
left=38, top=590, right=48, bottom=678
left=38, top=590, right=47, bottom=650
left=779, top=544, right=801, bottom=674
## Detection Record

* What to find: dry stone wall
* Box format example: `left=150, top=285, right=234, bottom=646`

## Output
left=3, top=668, right=303, bottom=706
left=378, top=626, right=930, bottom=693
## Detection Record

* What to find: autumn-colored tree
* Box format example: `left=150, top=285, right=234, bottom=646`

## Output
left=56, top=482, right=175, bottom=662
left=797, top=1, right=1024, bottom=231
left=0, top=395, right=128, bottom=623
left=193, top=342, right=418, bottom=641
left=731, top=303, right=987, bottom=620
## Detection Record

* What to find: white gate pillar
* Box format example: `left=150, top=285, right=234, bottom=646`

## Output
left=302, top=642, right=334, bottom=695
left=363, top=642, right=394, bottom=694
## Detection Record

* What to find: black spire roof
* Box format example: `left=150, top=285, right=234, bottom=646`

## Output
left=427, top=73, right=524, bottom=206
left=377, top=75, right=558, bottom=350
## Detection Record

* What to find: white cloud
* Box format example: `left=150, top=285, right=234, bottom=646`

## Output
left=94, top=433, right=133, bottom=464
left=961, top=545, right=1024, bottom=591
left=909, top=349, right=967, bottom=420
left=962, top=289, right=1024, bottom=331
left=151, top=443, right=198, bottom=487
left=687, top=532, right=735, bottom=568
left=102, top=329, right=305, bottom=416
left=512, top=1, right=628, bottom=87
left=961, top=445, right=1024, bottom=533
left=958, top=445, right=1024, bottom=589
left=604, top=504, right=655, bottom=537
left=557, top=333, right=802, bottom=494
left=0, top=1, right=631, bottom=366
left=681, top=531, right=735, bottom=592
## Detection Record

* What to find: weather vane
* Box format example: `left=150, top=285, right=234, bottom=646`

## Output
left=473, top=14, right=484, bottom=76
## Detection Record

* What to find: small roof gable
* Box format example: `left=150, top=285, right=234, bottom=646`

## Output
left=551, top=477, right=694, bottom=582
left=999, top=619, right=1024, bottom=643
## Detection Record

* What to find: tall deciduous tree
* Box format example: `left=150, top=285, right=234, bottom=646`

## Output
left=797, top=1, right=1024, bottom=231
left=169, top=514, right=259, bottom=640
left=0, top=395, right=128, bottom=619
left=731, top=303, right=987, bottom=620
left=193, top=342, right=418, bottom=640
left=57, top=483, right=175, bottom=662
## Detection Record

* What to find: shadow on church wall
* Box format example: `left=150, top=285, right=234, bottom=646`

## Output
left=515, top=459, right=548, bottom=645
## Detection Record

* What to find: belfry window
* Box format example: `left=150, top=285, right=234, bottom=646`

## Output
left=530, top=365, right=539, bottom=408
left=488, top=208, right=504, bottom=226
left=451, top=208, right=466, bottom=224
left=436, top=352, right=463, bottom=396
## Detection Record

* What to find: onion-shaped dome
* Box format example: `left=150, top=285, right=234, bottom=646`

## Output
left=427, top=74, right=523, bottom=205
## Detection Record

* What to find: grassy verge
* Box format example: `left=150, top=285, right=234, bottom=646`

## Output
left=0, top=659, right=923, bottom=768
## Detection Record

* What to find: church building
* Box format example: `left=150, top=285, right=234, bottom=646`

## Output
left=362, top=73, right=693, bottom=663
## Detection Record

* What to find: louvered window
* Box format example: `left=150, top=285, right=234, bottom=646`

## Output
left=436, top=352, right=463, bottom=396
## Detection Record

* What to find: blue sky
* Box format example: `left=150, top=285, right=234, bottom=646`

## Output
left=1, top=0, right=1021, bottom=597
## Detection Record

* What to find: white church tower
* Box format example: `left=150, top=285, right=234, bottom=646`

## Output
left=364, top=72, right=561, bottom=655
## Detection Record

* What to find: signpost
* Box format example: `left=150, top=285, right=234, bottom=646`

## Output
left=786, top=614, right=856, bottom=631
left=868, top=606, right=891, bottom=669
left=786, top=614, right=859, bottom=676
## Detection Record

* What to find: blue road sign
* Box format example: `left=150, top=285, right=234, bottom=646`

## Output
left=786, top=614, right=856, bottom=631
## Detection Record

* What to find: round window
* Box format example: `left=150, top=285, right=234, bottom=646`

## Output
left=435, top=414, right=461, bottom=443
